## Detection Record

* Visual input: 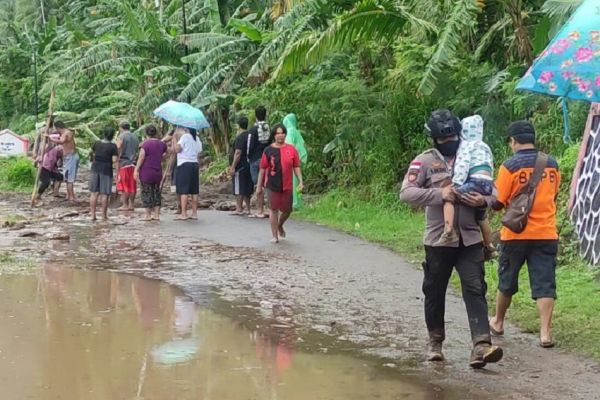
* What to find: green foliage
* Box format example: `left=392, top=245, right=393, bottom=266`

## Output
left=0, top=156, right=35, bottom=191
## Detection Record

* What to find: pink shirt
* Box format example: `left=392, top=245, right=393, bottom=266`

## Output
left=41, top=145, right=63, bottom=172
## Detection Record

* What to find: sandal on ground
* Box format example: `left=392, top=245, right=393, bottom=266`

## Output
left=256, top=213, right=269, bottom=219
left=489, top=323, right=504, bottom=336
left=229, top=211, right=244, bottom=216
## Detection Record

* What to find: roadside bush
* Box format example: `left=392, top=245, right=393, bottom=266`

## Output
left=0, top=156, right=35, bottom=191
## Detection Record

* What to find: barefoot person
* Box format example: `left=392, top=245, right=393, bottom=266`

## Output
left=400, top=109, right=502, bottom=368
left=489, top=121, right=561, bottom=348
left=229, top=116, right=254, bottom=215
left=89, top=127, right=118, bottom=221
left=116, top=120, right=139, bottom=211
left=256, top=124, right=303, bottom=243
left=48, top=121, right=78, bottom=202
left=175, top=127, right=202, bottom=220
left=134, top=125, right=167, bottom=221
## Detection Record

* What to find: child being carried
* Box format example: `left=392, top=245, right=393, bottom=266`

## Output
left=437, top=115, right=496, bottom=259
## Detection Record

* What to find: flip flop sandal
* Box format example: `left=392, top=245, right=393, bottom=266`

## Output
left=539, top=339, right=555, bottom=348
left=490, top=325, right=504, bottom=336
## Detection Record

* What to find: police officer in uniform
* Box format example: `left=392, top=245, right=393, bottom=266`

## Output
left=400, top=109, right=503, bottom=368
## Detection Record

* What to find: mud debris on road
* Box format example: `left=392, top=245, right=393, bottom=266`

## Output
left=1, top=189, right=600, bottom=400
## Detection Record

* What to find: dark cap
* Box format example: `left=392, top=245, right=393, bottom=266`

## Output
left=507, top=120, right=535, bottom=138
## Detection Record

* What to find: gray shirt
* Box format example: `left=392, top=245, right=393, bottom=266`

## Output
left=399, top=148, right=496, bottom=247
left=118, top=130, right=139, bottom=167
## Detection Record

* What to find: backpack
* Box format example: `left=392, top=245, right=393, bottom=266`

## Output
left=501, top=152, right=548, bottom=233
left=256, top=121, right=270, bottom=144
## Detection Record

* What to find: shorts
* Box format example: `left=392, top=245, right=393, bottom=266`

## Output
left=250, top=159, right=260, bottom=186
left=63, top=153, right=79, bottom=183
left=140, top=182, right=162, bottom=208
left=117, top=166, right=137, bottom=193
left=268, top=189, right=292, bottom=212
left=498, top=240, right=558, bottom=299
left=89, top=171, right=113, bottom=195
left=232, top=166, right=254, bottom=196
left=456, top=177, right=493, bottom=196
left=176, top=162, right=199, bottom=195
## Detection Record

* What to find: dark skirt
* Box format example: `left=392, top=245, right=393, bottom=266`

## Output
left=268, top=189, right=293, bottom=212
left=176, top=162, right=200, bottom=195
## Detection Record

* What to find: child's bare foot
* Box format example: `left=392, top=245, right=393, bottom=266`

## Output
left=270, top=237, right=279, bottom=244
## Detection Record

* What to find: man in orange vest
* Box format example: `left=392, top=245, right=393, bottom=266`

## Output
left=489, top=121, right=561, bottom=348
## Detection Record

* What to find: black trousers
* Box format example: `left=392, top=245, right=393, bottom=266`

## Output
left=38, top=168, right=63, bottom=195
left=423, top=243, right=491, bottom=345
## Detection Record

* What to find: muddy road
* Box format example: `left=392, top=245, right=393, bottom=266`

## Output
left=1, top=192, right=599, bottom=400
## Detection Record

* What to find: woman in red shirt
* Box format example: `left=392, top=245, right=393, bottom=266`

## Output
left=257, top=124, right=304, bottom=243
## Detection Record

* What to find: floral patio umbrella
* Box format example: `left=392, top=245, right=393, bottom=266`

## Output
left=517, top=0, right=600, bottom=142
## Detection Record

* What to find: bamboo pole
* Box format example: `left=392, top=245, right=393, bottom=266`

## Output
left=30, top=89, right=56, bottom=208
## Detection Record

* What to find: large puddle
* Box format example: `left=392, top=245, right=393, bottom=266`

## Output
left=0, top=266, right=453, bottom=400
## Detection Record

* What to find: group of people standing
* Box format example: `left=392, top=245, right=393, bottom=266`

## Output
left=35, top=106, right=308, bottom=243
left=401, top=109, right=560, bottom=368
left=229, top=106, right=307, bottom=243
left=87, top=121, right=203, bottom=222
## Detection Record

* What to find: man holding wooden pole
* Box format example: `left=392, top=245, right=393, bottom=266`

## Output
left=47, top=121, right=78, bottom=202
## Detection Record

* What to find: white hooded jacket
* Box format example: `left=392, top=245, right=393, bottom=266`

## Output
left=452, top=115, right=494, bottom=186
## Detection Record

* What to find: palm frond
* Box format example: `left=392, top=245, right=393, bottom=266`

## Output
left=541, top=0, right=582, bottom=19
left=272, top=0, right=433, bottom=80
left=417, top=0, right=478, bottom=96
left=474, top=15, right=511, bottom=61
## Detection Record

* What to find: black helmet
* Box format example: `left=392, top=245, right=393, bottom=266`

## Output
left=425, top=109, right=461, bottom=139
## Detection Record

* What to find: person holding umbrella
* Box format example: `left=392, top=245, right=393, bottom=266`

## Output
left=152, top=100, right=210, bottom=220
left=256, top=124, right=304, bottom=243
left=174, top=127, right=202, bottom=220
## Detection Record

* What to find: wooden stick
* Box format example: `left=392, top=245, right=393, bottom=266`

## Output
left=30, top=88, right=55, bottom=208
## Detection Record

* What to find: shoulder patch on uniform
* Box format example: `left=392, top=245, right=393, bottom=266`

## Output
left=409, top=160, right=422, bottom=172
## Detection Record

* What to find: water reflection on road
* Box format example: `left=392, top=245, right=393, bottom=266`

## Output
left=0, top=266, right=450, bottom=400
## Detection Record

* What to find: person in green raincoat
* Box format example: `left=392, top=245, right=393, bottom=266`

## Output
left=283, top=114, right=307, bottom=209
